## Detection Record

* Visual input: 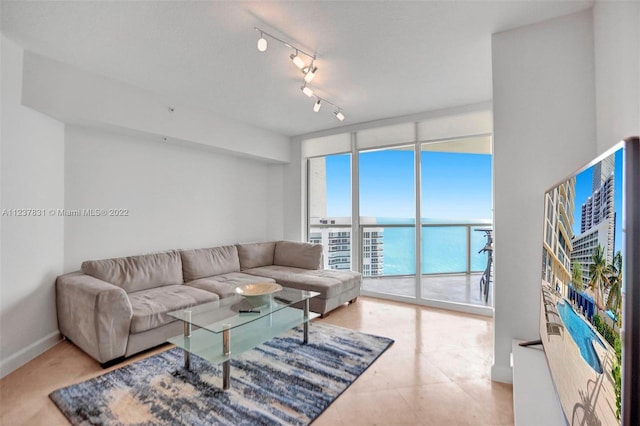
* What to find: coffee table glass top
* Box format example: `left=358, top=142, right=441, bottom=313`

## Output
left=167, top=287, right=320, bottom=372
left=168, top=287, right=319, bottom=333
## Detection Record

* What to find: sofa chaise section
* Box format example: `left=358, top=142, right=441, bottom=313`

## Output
left=244, top=265, right=360, bottom=315
left=237, top=241, right=361, bottom=315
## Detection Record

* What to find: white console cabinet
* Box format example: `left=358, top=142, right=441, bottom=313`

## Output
left=511, top=340, right=566, bottom=425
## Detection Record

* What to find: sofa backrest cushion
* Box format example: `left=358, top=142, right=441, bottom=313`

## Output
left=236, top=242, right=276, bottom=270
left=81, top=251, right=183, bottom=293
left=274, top=241, right=322, bottom=270
left=180, top=245, right=240, bottom=281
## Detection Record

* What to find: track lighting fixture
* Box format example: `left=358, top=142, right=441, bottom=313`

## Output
left=301, top=84, right=314, bottom=97
left=307, top=90, right=344, bottom=121
left=254, top=27, right=345, bottom=122
left=254, top=27, right=315, bottom=63
left=290, top=51, right=306, bottom=69
left=303, top=64, right=318, bottom=83
left=257, top=31, right=268, bottom=52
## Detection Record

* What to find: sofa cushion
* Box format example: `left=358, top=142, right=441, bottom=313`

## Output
left=185, top=279, right=237, bottom=299
left=304, top=269, right=361, bottom=293
left=274, top=241, right=322, bottom=270
left=180, top=245, right=240, bottom=282
left=128, top=285, right=218, bottom=334
left=81, top=251, right=183, bottom=293
left=185, top=273, right=276, bottom=299
left=244, top=265, right=359, bottom=299
left=236, top=242, right=276, bottom=270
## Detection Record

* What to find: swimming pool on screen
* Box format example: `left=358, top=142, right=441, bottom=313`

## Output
left=557, top=301, right=605, bottom=374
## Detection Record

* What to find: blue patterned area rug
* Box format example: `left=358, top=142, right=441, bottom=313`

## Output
left=50, top=323, right=393, bottom=425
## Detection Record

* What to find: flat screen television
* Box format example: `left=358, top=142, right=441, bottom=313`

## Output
left=535, top=136, right=638, bottom=425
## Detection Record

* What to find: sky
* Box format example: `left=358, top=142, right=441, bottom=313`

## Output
left=572, top=148, right=623, bottom=255
left=323, top=149, right=493, bottom=221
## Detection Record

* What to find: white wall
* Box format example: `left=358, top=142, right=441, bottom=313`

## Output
left=282, top=140, right=304, bottom=241
left=267, top=164, right=285, bottom=241
left=593, top=0, right=640, bottom=153
left=64, top=126, right=281, bottom=270
left=0, top=39, right=289, bottom=377
left=0, top=37, right=65, bottom=378
left=21, top=52, right=291, bottom=164
left=491, top=10, right=597, bottom=383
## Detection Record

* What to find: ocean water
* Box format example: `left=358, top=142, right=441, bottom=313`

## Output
left=375, top=218, right=491, bottom=275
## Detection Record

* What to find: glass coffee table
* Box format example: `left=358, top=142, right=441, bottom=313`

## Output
left=167, top=287, right=320, bottom=390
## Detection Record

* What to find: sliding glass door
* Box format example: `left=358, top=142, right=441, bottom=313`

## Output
left=420, top=138, right=493, bottom=305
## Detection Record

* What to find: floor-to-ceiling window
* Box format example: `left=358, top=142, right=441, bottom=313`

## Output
left=307, top=153, right=353, bottom=271
left=302, top=107, right=494, bottom=314
left=359, top=146, right=416, bottom=297
left=420, top=137, right=493, bottom=306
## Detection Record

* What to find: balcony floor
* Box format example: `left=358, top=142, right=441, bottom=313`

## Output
left=362, top=273, right=493, bottom=307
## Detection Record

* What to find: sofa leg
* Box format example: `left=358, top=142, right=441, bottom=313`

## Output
left=100, top=356, right=125, bottom=369
left=349, top=297, right=358, bottom=304
left=320, top=312, right=329, bottom=319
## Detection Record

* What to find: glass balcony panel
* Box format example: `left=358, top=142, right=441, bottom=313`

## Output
left=421, top=226, right=466, bottom=274
left=361, top=224, right=416, bottom=297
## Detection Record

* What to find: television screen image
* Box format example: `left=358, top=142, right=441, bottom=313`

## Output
left=539, top=138, right=638, bottom=426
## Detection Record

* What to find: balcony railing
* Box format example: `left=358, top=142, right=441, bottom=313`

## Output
left=361, top=223, right=491, bottom=277
left=309, top=221, right=492, bottom=277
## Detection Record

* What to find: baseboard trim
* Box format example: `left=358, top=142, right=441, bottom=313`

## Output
left=0, top=330, right=62, bottom=379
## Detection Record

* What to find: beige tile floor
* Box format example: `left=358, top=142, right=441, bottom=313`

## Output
left=0, top=297, right=513, bottom=426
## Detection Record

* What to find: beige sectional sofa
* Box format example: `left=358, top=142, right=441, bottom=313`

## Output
left=56, top=241, right=361, bottom=366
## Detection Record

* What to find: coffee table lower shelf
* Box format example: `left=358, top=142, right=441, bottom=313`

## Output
left=168, top=306, right=320, bottom=389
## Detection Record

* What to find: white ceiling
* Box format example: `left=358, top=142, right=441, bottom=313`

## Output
left=1, top=1, right=592, bottom=137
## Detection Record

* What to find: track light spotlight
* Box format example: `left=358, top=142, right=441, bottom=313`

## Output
left=257, top=32, right=268, bottom=52
left=334, top=110, right=345, bottom=121
left=314, top=99, right=322, bottom=112
left=303, top=65, right=318, bottom=83
left=301, top=85, right=314, bottom=97
left=290, top=51, right=305, bottom=69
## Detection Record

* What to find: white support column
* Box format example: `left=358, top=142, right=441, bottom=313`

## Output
left=351, top=133, right=361, bottom=273
left=414, top=123, right=423, bottom=300
left=303, top=158, right=309, bottom=242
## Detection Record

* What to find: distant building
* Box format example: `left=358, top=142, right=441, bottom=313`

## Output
left=308, top=217, right=384, bottom=277
left=571, top=154, right=616, bottom=287
left=361, top=227, right=384, bottom=277
left=571, top=220, right=610, bottom=288
left=542, top=177, right=575, bottom=295
left=578, top=174, right=615, bottom=263
left=591, top=154, right=615, bottom=202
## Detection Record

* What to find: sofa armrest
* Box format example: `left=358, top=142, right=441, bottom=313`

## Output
left=56, top=271, right=133, bottom=364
